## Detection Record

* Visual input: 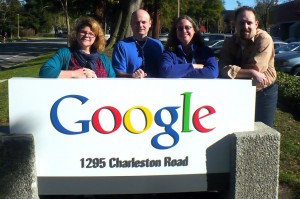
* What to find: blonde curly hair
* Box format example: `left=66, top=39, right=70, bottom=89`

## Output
left=70, top=17, right=106, bottom=53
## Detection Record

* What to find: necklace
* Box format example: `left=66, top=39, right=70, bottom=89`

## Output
left=134, top=37, right=148, bottom=70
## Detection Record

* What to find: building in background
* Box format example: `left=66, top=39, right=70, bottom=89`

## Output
left=269, top=1, right=300, bottom=42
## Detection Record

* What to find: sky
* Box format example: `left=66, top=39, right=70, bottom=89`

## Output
left=224, top=0, right=256, bottom=10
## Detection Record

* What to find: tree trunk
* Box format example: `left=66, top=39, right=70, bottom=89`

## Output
left=152, top=0, right=161, bottom=39
left=59, top=0, right=70, bottom=46
left=119, top=0, right=142, bottom=40
left=94, top=0, right=107, bottom=29
left=106, top=7, right=123, bottom=49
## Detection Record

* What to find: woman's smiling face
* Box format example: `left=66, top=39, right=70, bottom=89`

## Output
left=77, top=26, right=96, bottom=52
left=176, top=19, right=195, bottom=47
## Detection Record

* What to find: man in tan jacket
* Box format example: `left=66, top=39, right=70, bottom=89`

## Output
left=219, top=6, right=277, bottom=127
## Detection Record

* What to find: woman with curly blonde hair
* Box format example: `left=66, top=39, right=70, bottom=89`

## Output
left=40, top=17, right=115, bottom=78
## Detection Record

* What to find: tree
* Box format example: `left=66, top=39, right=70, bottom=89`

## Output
left=158, top=0, right=224, bottom=33
left=200, top=0, right=224, bottom=32
left=58, top=0, right=71, bottom=46
left=0, top=0, right=23, bottom=37
left=106, top=0, right=142, bottom=49
left=254, top=0, right=279, bottom=31
left=142, top=0, right=161, bottom=39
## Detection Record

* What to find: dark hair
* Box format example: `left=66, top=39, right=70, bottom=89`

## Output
left=165, top=15, right=204, bottom=51
left=234, top=6, right=257, bottom=21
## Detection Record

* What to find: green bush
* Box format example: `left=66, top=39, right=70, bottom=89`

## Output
left=277, top=72, right=300, bottom=112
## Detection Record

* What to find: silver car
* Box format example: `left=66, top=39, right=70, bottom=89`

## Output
left=275, top=49, right=300, bottom=76
left=275, top=42, right=300, bottom=54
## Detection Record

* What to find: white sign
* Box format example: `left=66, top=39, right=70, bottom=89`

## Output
left=9, top=78, right=255, bottom=193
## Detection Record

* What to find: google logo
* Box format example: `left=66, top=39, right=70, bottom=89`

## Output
left=50, top=92, right=216, bottom=150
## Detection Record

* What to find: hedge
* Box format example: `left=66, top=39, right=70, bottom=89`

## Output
left=277, top=72, right=300, bottom=112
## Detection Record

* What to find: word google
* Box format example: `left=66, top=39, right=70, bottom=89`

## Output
left=50, top=92, right=216, bottom=150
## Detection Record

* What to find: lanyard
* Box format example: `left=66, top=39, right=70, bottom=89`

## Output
left=134, top=37, right=148, bottom=70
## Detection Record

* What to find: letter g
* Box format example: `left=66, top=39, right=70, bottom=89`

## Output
left=151, top=106, right=180, bottom=150
left=50, top=95, right=90, bottom=135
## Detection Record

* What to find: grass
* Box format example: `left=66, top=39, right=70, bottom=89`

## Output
left=0, top=51, right=299, bottom=197
left=275, top=107, right=300, bottom=195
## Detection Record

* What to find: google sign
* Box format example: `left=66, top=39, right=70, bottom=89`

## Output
left=9, top=78, right=255, bottom=179
left=51, top=92, right=216, bottom=150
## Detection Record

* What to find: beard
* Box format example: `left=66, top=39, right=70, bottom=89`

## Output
left=239, top=29, right=253, bottom=40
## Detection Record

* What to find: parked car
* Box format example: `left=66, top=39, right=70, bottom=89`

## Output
left=274, top=41, right=287, bottom=49
left=159, top=33, right=168, bottom=46
left=211, top=46, right=222, bottom=59
left=211, top=39, right=287, bottom=60
left=275, top=42, right=300, bottom=54
left=202, top=33, right=231, bottom=45
left=207, top=39, right=224, bottom=48
left=284, top=37, right=300, bottom=43
left=275, top=50, right=300, bottom=76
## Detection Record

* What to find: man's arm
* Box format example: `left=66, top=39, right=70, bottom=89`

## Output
left=218, top=37, right=242, bottom=79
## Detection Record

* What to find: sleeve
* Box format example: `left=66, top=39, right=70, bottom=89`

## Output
left=247, top=34, right=274, bottom=73
left=100, top=54, right=116, bottom=78
left=112, top=42, right=127, bottom=73
left=218, top=38, right=241, bottom=79
left=39, top=48, right=70, bottom=78
left=159, top=48, right=218, bottom=78
left=185, top=47, right=218, bottom=78
left=159, top=50, right=195, bottom=78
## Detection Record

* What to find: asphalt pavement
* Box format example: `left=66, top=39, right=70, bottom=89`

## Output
left=0, top=37, right=67, bottom=69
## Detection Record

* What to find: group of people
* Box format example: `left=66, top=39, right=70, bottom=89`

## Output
left=39, top=6, right=278, bottom=127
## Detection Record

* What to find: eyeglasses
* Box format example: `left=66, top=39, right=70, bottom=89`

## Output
left=176, top=25, right=193, bottom=32
left=79, top=31, right=96, bottom=38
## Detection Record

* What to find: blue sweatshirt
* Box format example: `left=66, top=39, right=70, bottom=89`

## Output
left=159, top=44, right=218, bottom=78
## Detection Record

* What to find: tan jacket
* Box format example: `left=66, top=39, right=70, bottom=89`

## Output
left=219, top=29, right=276, bottom=91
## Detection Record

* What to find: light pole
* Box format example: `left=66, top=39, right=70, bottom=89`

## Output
left=17, top=14, right=20, bottom=39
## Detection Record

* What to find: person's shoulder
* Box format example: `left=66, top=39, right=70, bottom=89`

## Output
left=256, top=29, right=272, bottom=41
left=58, top=47, right=70, bottom=52
left=56, top=47, right=71, bottom=55
left=115, top=37, right=135, bottom=47
left=120, top=37, right=135, bottom=44
left=148, top=37, right=162, bottom=44
left=147, top=37, right=164, bottom=48
left=98, top=53, right=109, bottom=59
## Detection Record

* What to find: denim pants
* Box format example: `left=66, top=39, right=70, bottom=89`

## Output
left=255, top=83, right=278, bottom=128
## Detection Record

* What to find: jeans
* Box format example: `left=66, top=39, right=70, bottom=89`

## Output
left=255, top=83, right=278, bottom=128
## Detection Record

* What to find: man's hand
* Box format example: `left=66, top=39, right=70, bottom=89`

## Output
left=193, top=64, right=204, bottom=69
left=252, top=70, right=267, bottom=86
left=132, top=68, right=147, bottom=78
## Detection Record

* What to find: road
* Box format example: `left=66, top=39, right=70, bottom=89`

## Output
left=0, top=38, right=67, bottom=69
